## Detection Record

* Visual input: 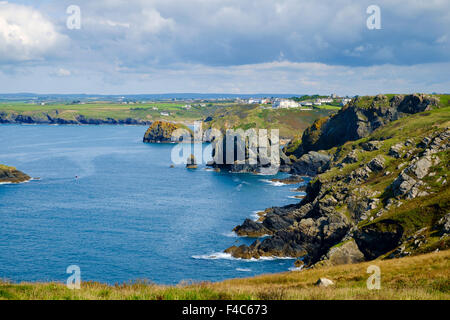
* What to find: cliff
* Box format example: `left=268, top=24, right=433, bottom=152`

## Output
left=0, top=165, right=31, bottom=184
left=0, top=111, right=152, bottom=125
left=226, top=99, right=450, bottom=268
left=143, top=121, right=193, bottom=143
left=285, top=94, right=439, bottom=161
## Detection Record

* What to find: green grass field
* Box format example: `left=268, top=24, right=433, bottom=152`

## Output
left=0, top=101, right=229, bottom=123
left=204, top=104, right=337, bottom=138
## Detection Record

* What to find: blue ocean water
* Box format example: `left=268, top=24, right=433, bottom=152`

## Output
left=0, top=125, right=306, bottom=285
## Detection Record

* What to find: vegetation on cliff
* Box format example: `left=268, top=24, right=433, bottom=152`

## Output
left=203, top=104, right=336, bottom=139
left=0, top=164, right=30, bottom=184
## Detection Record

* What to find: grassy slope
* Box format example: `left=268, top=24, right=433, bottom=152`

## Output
left=204, top=104, right=337, bottom=139
left=1, top=250, right=448, bottom=300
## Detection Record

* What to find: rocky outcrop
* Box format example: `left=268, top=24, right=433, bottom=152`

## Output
left=285, top=94, right=439, bottom=159
left=353, top=220, right=403, bottom=260
left=314, top=240, right=365, bottom=267
left=207, top=131, right=290, bottom=174
left=0, top=165, right=31, bottom=184
left=186, top=154, right=198, bottom=169
left=290, top=152, right=331, bottom=176
left=0, top=111, right=152, bottom=125
left=143, top=121, right=192, bottom=143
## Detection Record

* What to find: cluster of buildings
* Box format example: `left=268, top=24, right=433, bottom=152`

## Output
left=236, top=94, right=354, bottom=110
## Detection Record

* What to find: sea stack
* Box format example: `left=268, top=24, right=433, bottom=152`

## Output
left=186, top=154, right=198, bottom=169
left=143, top=120, right=193, bottom=143
left=0, top=165, right=31, bottom=184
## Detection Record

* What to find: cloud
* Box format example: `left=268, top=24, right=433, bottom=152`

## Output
left=55, top=68, right=71, bottom=76
left=2, top=60, right=449, bottom=96
left=0, top=1, right=67, bottom=63
left=1, top=0, right=449, bottom=93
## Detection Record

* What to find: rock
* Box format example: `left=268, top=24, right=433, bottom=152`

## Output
left=315, top=278, right=334, bottom=287
left=390, top=172, right=416, bottom=197
left=290, top=152, right=331, bottom=176
left=186, top=154, right=198, bottom=169
left=437, top=214, right=450, bottom=234
left=342, top=150, right=359, bottom=164
left=233, top=219, right=271, bottom=237
left=294, top=259, right=304, bottom=268
left=0, top=165, right=31, bottom=184
left=143, top=121, right=192, bottom=143
left=361, top=141, right=382, bottom=151
left=367, top=155, right=385, bottom=171
left=389, top=143, right=404, bottom=158
left=348, top=166, right=372, bottom=183
left=315, top=240, right=365, bottom=267
left=405, top=156, right=432, bottom=179
left=354, top=221, right=403, bottom=260
left=271, top=175, right=304, bottom=185
left=208, top=130, right=285, bottom=174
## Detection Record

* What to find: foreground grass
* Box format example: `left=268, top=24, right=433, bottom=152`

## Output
left=1, top=250, right=449, bottom=300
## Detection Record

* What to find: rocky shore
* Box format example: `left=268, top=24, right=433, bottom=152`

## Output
left=225, top=94, right=450, bottom=268
left=0, top=165, right=31, bottom=184
left=0, top=111, right=152, bottom=125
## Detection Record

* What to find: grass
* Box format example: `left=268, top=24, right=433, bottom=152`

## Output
left=0, top=164, right=15, bottom=170
left=1, top=250, right=448, bottom=300
left=204, top=104, right=336, bottom=138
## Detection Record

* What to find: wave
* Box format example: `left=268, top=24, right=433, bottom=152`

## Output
left=236, top=268, right=252, bottom=272
left=288, top=195, right=305, bottom=199
left=251, top=210, right=264, bottom=221
left=192, top=252, right=296, bottom=261
left=288, top=266, right=304, bottom=272
left=222, top=231, right=238, bottom=238
left=259, top=179, right=285, bottom=187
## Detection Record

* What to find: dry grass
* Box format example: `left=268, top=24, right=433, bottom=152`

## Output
left=1, top=250, right=449, bottom=300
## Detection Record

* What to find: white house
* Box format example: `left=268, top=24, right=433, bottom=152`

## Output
left=341, top=98, right=352, bottom=106
left=272, top=99, right=300, bottom=109
left=316, top=98, right=333, bottom=104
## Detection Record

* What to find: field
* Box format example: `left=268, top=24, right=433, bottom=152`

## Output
left=0, top=101, right=224, bottom=123
left=203, top=104, right=337, bottom=138
left=0, top=101, right=337, bottom=138
left=0, top=250, right=448, bottom=300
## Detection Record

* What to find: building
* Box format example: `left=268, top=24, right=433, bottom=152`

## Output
left=341, top=98, right=352, bottom=106
left=316, top=98, right=333, bottom=104
left=272, top=99, right=300, bottom=109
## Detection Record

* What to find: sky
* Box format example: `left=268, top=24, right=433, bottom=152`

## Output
left=0, top=0, right=449, bottom=95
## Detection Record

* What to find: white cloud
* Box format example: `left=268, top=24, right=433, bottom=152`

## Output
left=0, top=2, right=67, bottom=63
left=141, top=8, right=174, bottom=34
left=56, top=68, right=71, bottom=76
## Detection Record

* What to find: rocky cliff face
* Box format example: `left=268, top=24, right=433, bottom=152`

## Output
left=143, top=121, right=192, bottom=143
left=285, top=94, right=439, bottom=162
left=0, top=165, right=31, bottom=184
left=225, top=100, right=450, bottom=268
left=0, top=111, right=152, bottom=125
